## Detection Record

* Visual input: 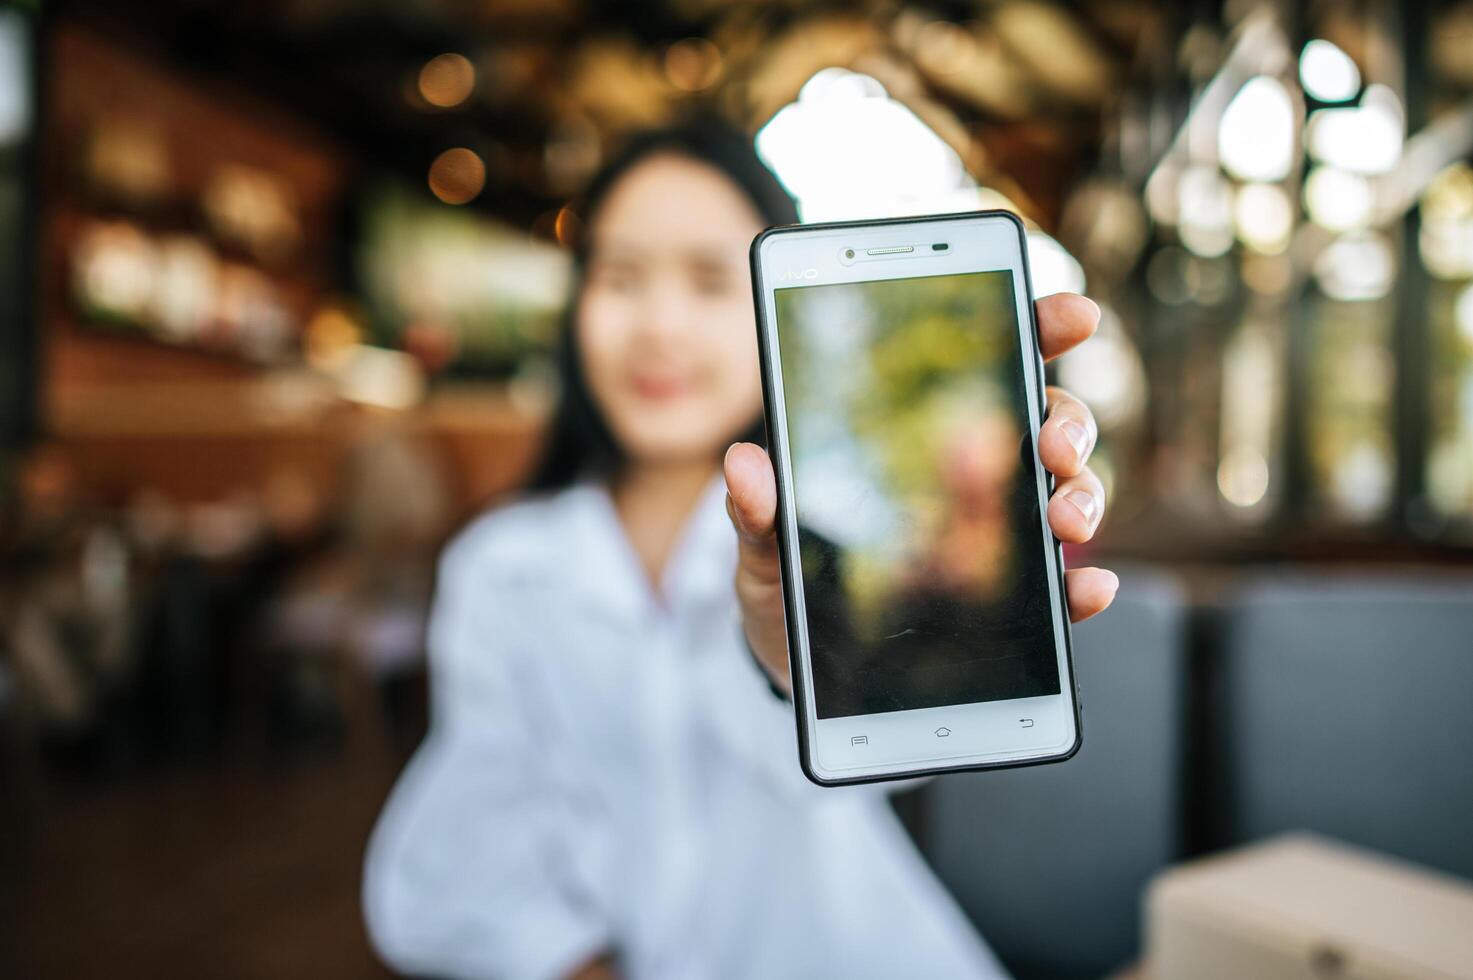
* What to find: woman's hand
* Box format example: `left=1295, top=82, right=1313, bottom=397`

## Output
left=724, top=292, right=1119, bottom=695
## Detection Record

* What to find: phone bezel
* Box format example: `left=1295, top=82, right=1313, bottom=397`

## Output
left=749, top=209, right=1083, bottom=786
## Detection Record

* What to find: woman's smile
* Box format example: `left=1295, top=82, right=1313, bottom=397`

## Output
left=629, top=370, right=696, bottom=401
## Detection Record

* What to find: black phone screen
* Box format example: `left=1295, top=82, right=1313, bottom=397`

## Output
left=775, top=269, right=1061, bottom=719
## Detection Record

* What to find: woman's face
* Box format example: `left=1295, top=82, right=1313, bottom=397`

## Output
left=577, top=153, right=767, bottom=467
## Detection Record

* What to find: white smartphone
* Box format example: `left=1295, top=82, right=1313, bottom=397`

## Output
left=750, top=210, right=1082, bottom=785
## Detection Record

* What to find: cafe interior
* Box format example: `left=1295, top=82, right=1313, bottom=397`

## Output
left=1, top=0, right=1472, bottom=977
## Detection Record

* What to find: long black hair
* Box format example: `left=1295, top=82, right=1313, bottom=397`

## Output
left=527, top=117, right=799, bottom=492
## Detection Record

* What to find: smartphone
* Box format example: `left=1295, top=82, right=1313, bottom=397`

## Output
left=750, top=210, right=1082, bottom=785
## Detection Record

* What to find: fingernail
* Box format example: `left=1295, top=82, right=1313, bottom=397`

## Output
left=1060, top=419, right=1091, bottom=460
left=1065, top=489, right=1099, bottom=526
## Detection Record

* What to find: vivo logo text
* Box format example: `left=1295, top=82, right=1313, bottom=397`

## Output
left=779, top=268, right=820, bottom=281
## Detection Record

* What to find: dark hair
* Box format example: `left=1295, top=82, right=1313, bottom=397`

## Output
left=527, top=117, right=800, bottom=492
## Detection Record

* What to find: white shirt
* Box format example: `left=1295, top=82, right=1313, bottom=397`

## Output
left=363, top=477, right=1005, bottom=980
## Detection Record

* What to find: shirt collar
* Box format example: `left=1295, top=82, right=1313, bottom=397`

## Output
left=574, top=473, right=736, bottom=620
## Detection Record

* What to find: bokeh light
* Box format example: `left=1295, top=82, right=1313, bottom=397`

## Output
left=1054, top=304, right=1145, bottom=430
left=663, top=38, right=723, bottom=92
left=1177, top=165, right=1235, bottom=257
left=1314, top=231, right=1395, bottom=301
left=1026, top=231, right=1086, bottom=298
left=1218, top=447, right=1270, bottom=508
left=428, top=147, right=486, bottom=205
left=912, top=19, right=974, bottom=77
left=553, top=205, right=582, bottom=248
left=1299, top=40, right=1361, bottom=103
left=1235, top=183, right=1294, bottom=254
left=1419, top=163, right=1473, bottom=280
left=1242, top=252, right=1294, bottom=296
left=332, top=345, right=425, bottom=410
left=1456, top=284, right=1473, bottom=346
left=1304, top=166, right=1373, bottom=232
left=1333, top=440, right=1394, bottom=518
left=1307, top=84, right=1403, bottom=175
left=304, top=304, right=363, bottom=371
left=1218, top=76, right=1295, bottom=183
left=757, top=68, right=976, bottom=222
left=418, top=53, right=476, bottom=108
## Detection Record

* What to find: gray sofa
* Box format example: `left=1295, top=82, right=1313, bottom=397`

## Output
left=918, top=568, right=1473, bottom=979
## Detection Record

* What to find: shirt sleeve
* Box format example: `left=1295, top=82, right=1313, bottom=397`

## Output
left=363, top=543, right=609, bottom=980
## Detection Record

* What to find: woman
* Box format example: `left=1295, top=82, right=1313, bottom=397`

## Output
left=363, top=119, right=1117, bottom=980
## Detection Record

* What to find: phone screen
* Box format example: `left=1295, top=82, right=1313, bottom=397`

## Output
left=775, top=269, right=1061, bottom=720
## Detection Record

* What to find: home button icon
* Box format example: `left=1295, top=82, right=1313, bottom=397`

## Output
left=934, top=727, right=951, bottom=738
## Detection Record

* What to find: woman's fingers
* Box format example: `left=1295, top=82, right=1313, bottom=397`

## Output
left=1034, top=304, right=1117, bottom=616
left=1047, top=465, right=1105, bottom=544
left=1065, top=567, right=1118, bottom=622
left=723, top=442, right=790, bottom=691
left=727, top=441, right=1115, bottom=673
left=1036, top=297, right=1116, bottom=611
left=1039, top=386, right=1098, bottom=479
left=1037, top=293, right=1100, bottom=362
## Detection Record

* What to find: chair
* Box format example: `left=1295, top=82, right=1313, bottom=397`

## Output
left=1212, top=572, right=1473, bottom=881
left=922, top=567, right=1189, bottom=979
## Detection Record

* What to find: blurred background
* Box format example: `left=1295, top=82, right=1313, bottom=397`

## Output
left=1, top=0, right=1471, bottom=977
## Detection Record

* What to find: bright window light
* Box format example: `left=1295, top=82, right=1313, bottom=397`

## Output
left=1218, top=76, right=1295, bottom=183
left=759, top=67, right=1085, bottom=295
left=1026, top=230, right=1086, bottom=297
left=757, top=68, right=976, bottom=222
left=1299, top=39, right=1360, bottom=103
left=1307, top=84, right=1404, bottom=175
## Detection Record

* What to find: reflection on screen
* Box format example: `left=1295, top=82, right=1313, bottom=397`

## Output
left=776, top=270, right=1060, bottom=719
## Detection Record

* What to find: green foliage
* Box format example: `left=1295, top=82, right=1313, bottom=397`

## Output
left=850, top=273, right=1014, bottom=496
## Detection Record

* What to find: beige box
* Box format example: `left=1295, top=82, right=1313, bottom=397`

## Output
left=1145, top=834, right=1473, bottom=980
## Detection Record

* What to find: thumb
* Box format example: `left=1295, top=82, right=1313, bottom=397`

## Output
left=723, top=442, right=779, bottom=577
